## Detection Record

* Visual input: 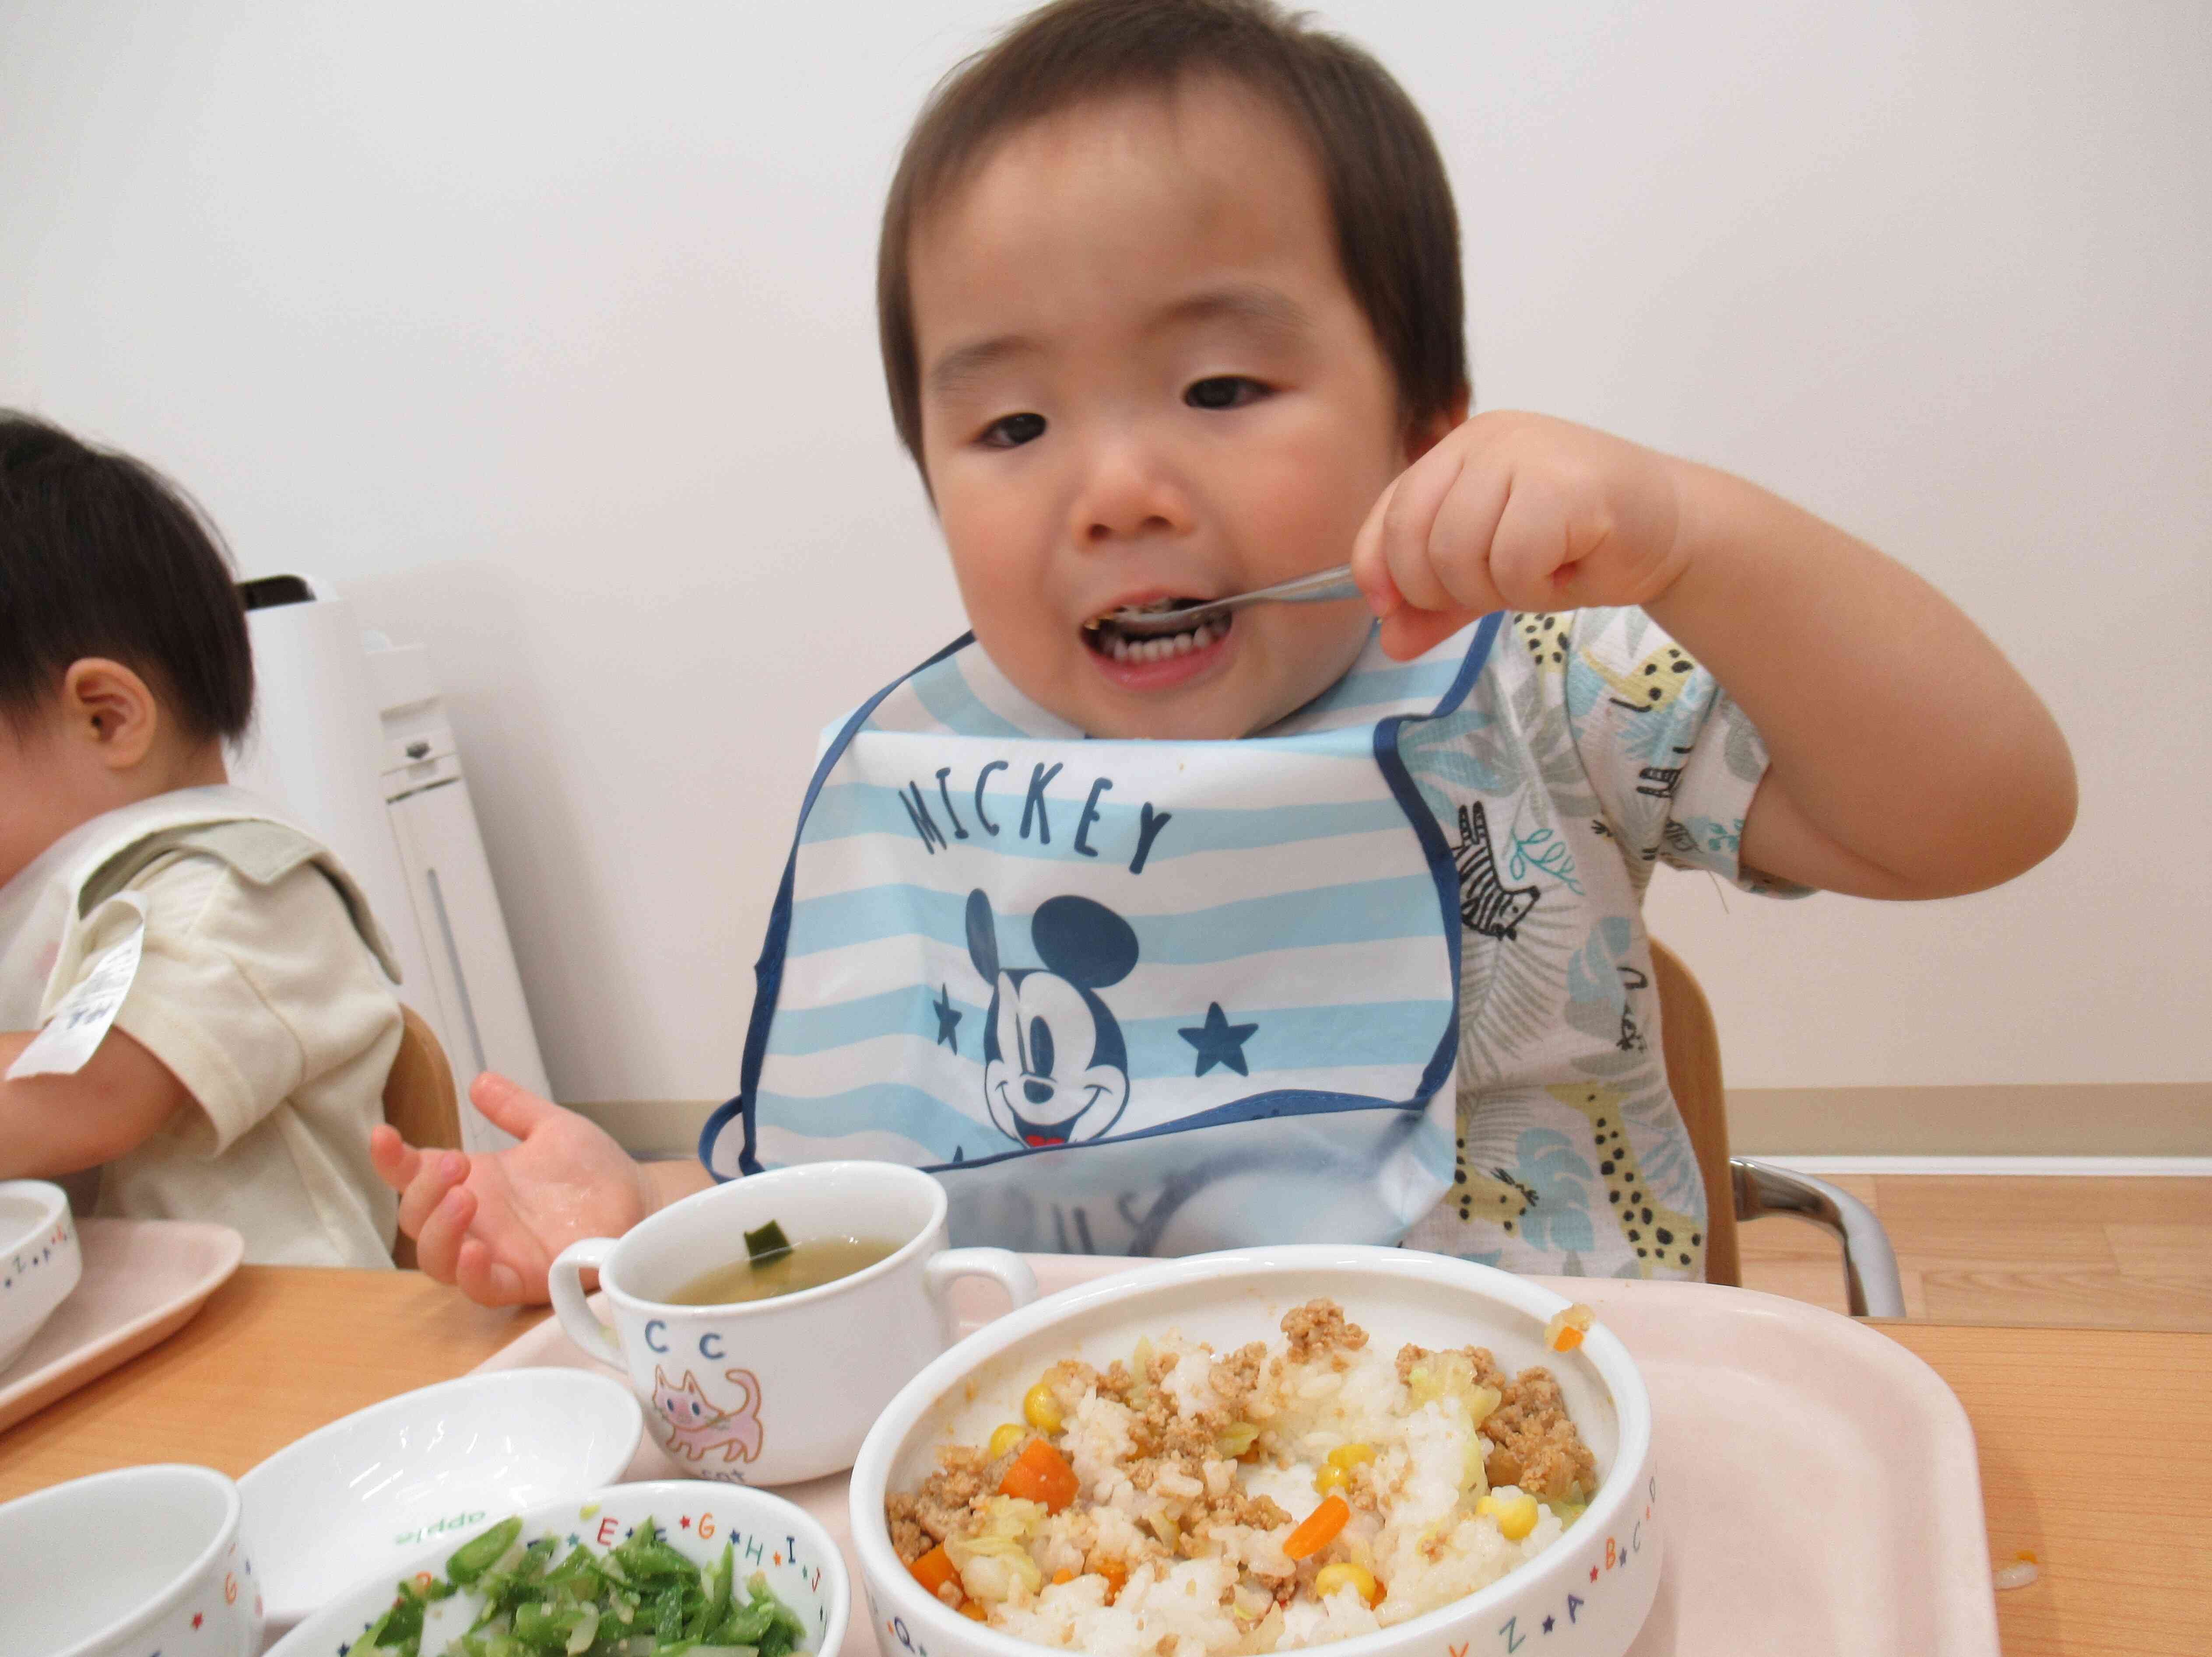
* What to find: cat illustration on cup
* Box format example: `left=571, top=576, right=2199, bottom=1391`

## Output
left=651, top=1364, right=765, bottom=1468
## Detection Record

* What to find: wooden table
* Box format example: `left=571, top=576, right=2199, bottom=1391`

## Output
left=1, top=1269, right=2205, bottom=1656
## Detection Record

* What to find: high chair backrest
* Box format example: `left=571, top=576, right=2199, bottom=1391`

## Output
left=1647, top=939, right=1742, bottom=1287
left=381, top=1005, right=461, bottom=1267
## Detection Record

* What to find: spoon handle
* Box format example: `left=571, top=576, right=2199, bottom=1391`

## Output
left=1105, top=564, right=1361, bottom=634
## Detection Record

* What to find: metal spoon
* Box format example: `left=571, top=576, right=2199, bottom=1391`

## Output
left=1089, top=564, right=1362, bottom=638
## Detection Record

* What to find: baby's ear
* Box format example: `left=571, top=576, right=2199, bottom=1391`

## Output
left=965, top=888, right=1001, bottom=982
left=1031, top=897, right=1139, bottom=989
left=60, top=657, right=162, bottom=768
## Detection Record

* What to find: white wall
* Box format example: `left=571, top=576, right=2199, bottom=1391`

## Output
left=4, top=1, right=2205, bottom=1104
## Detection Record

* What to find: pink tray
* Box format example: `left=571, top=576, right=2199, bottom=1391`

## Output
left=0, top=1217, right=243, bottom=1433
left=474, top=1258, right=1999, bottom=1656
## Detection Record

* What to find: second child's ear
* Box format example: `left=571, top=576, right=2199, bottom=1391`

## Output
left=1404, top=386, right=1471, bottom=464
left=60, top=658, right=162, bottom=769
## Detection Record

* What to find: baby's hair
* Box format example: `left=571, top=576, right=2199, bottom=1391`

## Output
left=878, top=0, right=1466, bottom=465
left=0, top=411, right=255, bottom=744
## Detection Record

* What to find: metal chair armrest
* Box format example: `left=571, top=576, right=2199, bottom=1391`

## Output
left=1730, top=1157, right=1907, bottom=1318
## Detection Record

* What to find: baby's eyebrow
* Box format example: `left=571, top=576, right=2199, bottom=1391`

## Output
left=1151, top=283, right=1313, bottom=343
left=927, top=334, right=1039, bottom=399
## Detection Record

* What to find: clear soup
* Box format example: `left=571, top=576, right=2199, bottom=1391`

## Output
left=667, top=1235, right=900, bottom=1306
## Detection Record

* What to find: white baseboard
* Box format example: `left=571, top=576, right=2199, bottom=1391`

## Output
left=1753, top=1153, right=2212, bottom=1178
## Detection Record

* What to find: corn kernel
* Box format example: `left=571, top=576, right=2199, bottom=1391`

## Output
left=1023, top=1381, right=1063, bottom=1432
left=1477, top=1493, right=1541, bottom=1541
left=988, top=1422, right=1025, bottom=1460
left=1542, top=1303, right=1594, bottom=1353
left=1325, top=1443, right=1375, bottom=1470
left=1313, top=1462, right=1352, bottom=1496
left=1313, top=1562, right=1383, bottom=1607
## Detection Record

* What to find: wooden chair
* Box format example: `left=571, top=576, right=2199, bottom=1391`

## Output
left=380, top=1004, right=462, bottom=1268
left=1648, top=939, right=1905, bottom=1316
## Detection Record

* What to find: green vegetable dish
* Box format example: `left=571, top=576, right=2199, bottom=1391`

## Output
left=354, top=1513, right=815, bottom=1657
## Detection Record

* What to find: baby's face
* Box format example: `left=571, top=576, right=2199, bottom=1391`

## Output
left=0, top=715, right=86, bottom=891
left=909, top=78, right=1429, bottom=739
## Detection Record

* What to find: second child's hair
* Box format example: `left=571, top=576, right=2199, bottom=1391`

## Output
left=0, top=412, right=255, bottom=744
left=879, top=0, right=1466, bottom=466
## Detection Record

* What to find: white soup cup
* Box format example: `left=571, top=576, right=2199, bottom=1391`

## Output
left=551, top=1160, right=1036, bottom=1485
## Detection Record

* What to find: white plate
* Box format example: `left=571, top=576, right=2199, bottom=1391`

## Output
left=473, top=1258, right=2000, bottom=1656
left=0, top=1217, right=241, bottom=1434
left=266, top=1478, right=849, bottom=1657
left=239, top=1367, right=645, bottom=1632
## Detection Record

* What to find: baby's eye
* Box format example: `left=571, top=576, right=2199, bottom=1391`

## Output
left=1185, top=376, right=1268, bottom=411
left=980, top=412, right=1046, bottom=448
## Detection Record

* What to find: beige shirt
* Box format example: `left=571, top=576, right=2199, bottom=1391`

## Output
left=4, top=789, right=402, bottom=1267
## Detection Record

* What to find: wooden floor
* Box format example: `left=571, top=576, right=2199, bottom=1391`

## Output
left=1735, top=1175, right=2212, bottom=1328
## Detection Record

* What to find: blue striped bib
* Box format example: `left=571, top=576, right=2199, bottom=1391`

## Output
left=701, top=614, right=1503, bottom=1254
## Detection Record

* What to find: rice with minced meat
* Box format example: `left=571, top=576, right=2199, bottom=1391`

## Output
left=886, top=1299, right=1597, bottom=1655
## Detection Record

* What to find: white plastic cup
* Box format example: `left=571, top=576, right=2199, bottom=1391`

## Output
left=551, top=1160, right=1035, bottom=1485
left=0, top=1464, right=262, bottom=1657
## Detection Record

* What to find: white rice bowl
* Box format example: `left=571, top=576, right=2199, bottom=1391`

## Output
left=851, top=1246, right=1661, bottom=1657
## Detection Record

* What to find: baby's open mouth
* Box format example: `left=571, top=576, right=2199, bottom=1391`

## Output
left=1080, top=599, right=1230, bottom=664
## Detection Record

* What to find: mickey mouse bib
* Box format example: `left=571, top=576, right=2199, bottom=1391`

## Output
left=701, top=615, right=1503, bottom=1255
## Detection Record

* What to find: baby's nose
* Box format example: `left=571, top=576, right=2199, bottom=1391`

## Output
left=1070, top=431, right=1193, bottom=546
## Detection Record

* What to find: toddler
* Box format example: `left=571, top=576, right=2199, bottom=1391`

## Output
left=376, top=0, right=2073, bottom=1301
left=1, top=412, right=405, bottom=1266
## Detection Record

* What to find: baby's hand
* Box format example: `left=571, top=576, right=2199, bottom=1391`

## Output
left=1352, top=412, right=1688, bottom=660
left=370, top=1072, right=655, bottom=1307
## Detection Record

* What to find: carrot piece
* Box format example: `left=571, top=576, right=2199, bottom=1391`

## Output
left=909, top=1544, right=957, bottom=1596
left=1284, top=1495, right=1350, bottom=1560
left=999, top=1436, right=1081, bottom=1513
left=1096, top=1557, right=1128, bottom=1604
left=1052, top=1568, right=1075, bottom=1586
left=959, top=1600, right=990, bottom=1621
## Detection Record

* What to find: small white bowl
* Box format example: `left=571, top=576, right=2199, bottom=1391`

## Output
left=0, top=1179, right=82, bottom=1374
left=851, top=1245, right=1661, bottom=1657
left=267, top=1478, right=850, bottom=1656
left=0, top=1463, right=261, bottom=1656
left=239, top=1367, right=643, bottom=1632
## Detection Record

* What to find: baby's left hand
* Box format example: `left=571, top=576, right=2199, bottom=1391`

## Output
left=1352, top=412, right=1689, bottom=660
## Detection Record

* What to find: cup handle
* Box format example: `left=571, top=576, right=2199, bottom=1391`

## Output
left=548, top=1237, right=625, bottom=1369
left=924, top=1247, right=1039, bottom=1319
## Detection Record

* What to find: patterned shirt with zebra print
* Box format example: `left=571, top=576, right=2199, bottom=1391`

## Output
left=1394, top=606, right=1801, bottom=1280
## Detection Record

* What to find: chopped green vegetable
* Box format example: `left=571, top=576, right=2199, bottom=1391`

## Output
left=744, top=1220, right=792, bottom=1267
left=447, top=1517, right=525, bottom=1586
left=375, top=1514, right=814, bottom=1657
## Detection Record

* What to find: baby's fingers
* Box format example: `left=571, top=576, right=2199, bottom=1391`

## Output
left=408, top=1182, right=482, bottom=1286
left=1377, top=608, right=1477, bottom=662
left=400, top=1150, right=473, bottom=1239
left=1365, top=445, right=1468, bottom=614
left=453, top=1236, right=535, bottom=1308
left=368, top=1124, right=420, bottom=1194
left=1362, top=439, right=1516, bottom=623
